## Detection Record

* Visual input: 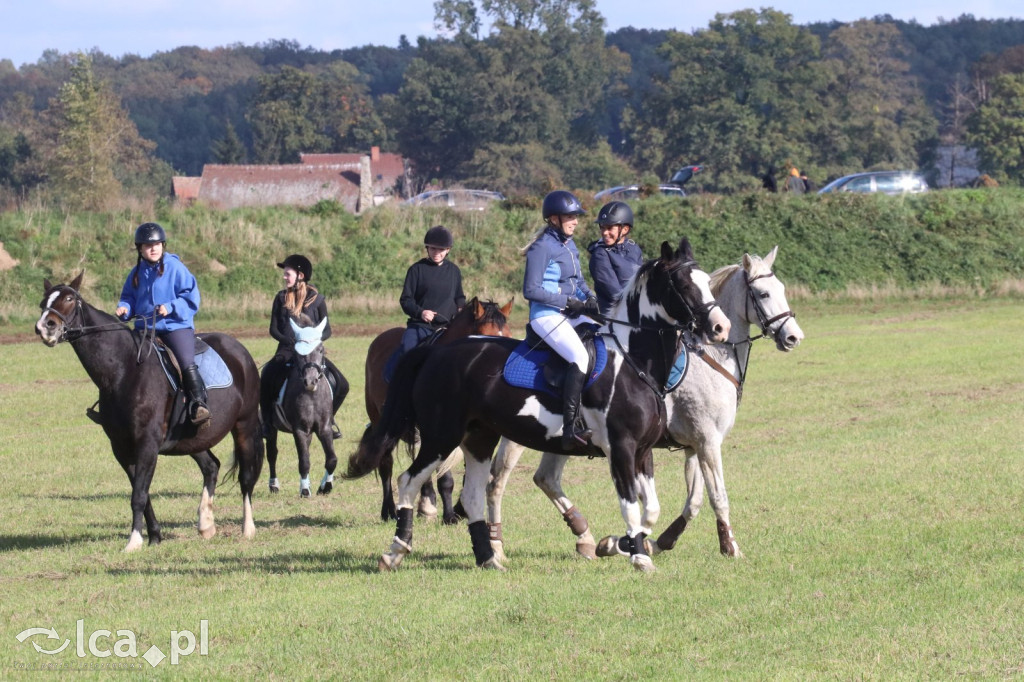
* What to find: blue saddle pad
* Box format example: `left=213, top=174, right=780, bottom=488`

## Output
left=157, top=343, right=233, bottom=391
left=503, top=336, right=607, bottom=397
left=665, top=348, right=688, bottom=392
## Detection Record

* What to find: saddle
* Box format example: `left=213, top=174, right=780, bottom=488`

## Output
left=152, top=335, right=232, bottom=391
left=503, top=323, right=607, bottom=397
left=383, top=327, right=447, bottom=384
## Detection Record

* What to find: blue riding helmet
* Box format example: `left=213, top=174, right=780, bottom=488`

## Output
left=542, top=190, right=586, bottom=220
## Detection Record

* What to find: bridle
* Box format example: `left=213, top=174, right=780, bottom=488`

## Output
left=41, top=287, right=161, bottom=363
left=685, top=268, right=797, bottom=403
left=298, top=351, right=327, bottom=388
left=744, top=270, right=796, bottom=344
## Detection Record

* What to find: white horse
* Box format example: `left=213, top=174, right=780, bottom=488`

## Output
left=484, top=247, right=804, bottom=563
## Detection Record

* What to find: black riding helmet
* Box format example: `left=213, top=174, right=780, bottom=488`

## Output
left=277, top=254, right=313, bottom=282
left=134, top=222, right=167, bottom=245
left=596, top=201, right=634, bottom=228
left=542, top=190, right=586, bottom=220
left=424, top=225, right=454, bottom=249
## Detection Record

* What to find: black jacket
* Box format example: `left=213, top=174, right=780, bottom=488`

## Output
left=588, top=239, right=644, bottom=314
left=400, top=258, right=466, bottom=329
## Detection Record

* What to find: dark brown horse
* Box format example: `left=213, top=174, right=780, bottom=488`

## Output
left=364, top=297, right=512, bottom=523
left=35, top=273, right=264, bottom=551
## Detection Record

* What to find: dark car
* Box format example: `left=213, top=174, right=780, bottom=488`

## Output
left=594, top=184, right=686, bottom=201
left=818, top=171, right=929, bottom=195
left=403, top=189, right=506, bottom=210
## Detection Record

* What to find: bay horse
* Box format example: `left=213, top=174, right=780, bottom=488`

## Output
left=485, top=247, right=804, bottom=564
left=35, top=273, right=263, bottom=551
left=265, top=316, right=340, bottom=497
left=363, top=297, right=512, bottom=523
left=345, top=238, right=730, bottom=572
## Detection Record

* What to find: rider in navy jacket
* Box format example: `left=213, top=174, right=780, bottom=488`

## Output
left=587, top=201, right=643, bottom=315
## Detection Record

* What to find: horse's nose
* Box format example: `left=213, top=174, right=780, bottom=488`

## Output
left=46, top=318, right=56, bottom=329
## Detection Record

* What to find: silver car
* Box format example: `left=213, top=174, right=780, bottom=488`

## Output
left=818, top=171, right=929, bottom=195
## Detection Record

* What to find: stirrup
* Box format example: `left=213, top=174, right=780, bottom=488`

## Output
left=331, top=422, right=342, bottom=440
left=190, top=402, right=211, bottom=425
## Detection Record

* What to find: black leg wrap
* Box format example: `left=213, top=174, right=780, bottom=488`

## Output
left=396, top=507, right=414, bottom=544
left=469, top=520, right=495, bottom=566
left=629, top=532, right=649, bottom=556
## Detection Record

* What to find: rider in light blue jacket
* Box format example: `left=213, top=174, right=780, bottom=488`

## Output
left=522, top=190, right=601, bottom=450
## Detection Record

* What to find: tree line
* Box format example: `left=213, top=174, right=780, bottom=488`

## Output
left=1, top=1, right=1023, bottom=210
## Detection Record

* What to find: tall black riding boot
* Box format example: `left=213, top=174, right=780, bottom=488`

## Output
left=182, top=364, right=211, bottom=425
left=561, top=365, right=592, bottom=450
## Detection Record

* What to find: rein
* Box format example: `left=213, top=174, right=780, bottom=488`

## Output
left=43, top=291, right=161, bottom=364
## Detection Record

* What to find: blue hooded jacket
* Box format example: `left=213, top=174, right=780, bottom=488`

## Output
left=523, top=226, right=592, bottom=321
left=117, top=253, right=200, bottom=331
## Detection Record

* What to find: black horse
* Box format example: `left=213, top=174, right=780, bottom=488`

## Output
left=265, top=316, right=341, bottom=497
left=346, top=238, right=730, bottom=572
left=35, top=273, right=264, bottom=551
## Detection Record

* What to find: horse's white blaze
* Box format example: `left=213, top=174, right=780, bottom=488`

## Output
left=516, top=396, right=562, bottom=439
left=35, top=291, right=64, bottom=343
left=242, top=495, right=255, bottom=539
left=125, top=530, right=144, bottom=552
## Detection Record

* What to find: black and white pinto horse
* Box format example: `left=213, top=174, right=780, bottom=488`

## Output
left=265, top=317, right=339, bottom=497
left=345, top=238, right=730, bottom=572
left=484, top=247, right=804, bottom=564
left=35, top=273, right=264, bottom=551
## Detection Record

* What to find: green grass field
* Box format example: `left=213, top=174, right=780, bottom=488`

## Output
left=1, top=298, right=1023, bottom=680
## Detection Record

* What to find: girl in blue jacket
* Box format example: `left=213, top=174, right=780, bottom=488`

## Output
left=116, top=222, right=209, bottom=424
left=522, top=190, right=601, bottom=450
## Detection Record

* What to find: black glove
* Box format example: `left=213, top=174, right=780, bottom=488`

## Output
left=582, top=295, right=601, bottom=319
left=563, top=297, right=585, bottom=318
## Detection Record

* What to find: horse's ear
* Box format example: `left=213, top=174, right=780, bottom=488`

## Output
left=315, top=317, right=328, bottom=336
left=70, top=271, right=84, bottom=292
left=763, top=245, right=778, bottom=268
left=676, top=237, right=694, bottom=262
left=43, top=278, right=53, bottom=293
left=288, top=318, right=302, bottom=337
left=660, top=241, right=673, bottom=260
left=473, top=298, right=485, bottom=320
left=500, top=297, right=514, bottom=318
left=742, top=253, right=754, bottom=272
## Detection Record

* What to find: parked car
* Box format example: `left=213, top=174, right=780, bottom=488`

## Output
left=594, top=184, right=686, bottom=201
left=817, top=171, right=929, bottom=195
left=403, top=189, right=506, bottom=210
left=668, top=164, right=704, bottom=187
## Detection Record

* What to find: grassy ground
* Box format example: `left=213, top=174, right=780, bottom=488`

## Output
left=1, top=298, right=1023, bottom=679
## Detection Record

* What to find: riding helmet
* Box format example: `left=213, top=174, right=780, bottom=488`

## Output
left=424, top=225, right=454, bottom=249
left=134, top=222, right=167, bottom=246
left=542, top=190, right=586, bottom=220
left=597, top=201, right=634, bottom=229
left=277, top=254, right=313, bottom=282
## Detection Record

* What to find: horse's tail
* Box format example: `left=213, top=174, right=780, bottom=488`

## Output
left=345, top=345, right=433, bottom=479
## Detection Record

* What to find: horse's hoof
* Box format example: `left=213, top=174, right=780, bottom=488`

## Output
left=417, top=498, right=437, bottom=519
left=300, top=488, right=311, bottom=499
left=576, top=541, right=597, bottom=560
left=442, top=513, right=462, bottom=526
left=490, top=542, right=508, bottom=564
left=378, top=552, right=404, bottom=572
left=268, top=478, right=280, bottom=494
left=650, top=539, right=664, bottom=556
left=479, top=556, right=506, bottom=572
left=631, top=554, right=656, bottom=573
left=124, top=530, right=144, bottom=553
left=317, top=482, right=333, bottom=495
left=595, top=535, right=626, bottom=558
left=198, top=524, right=216, bottom=540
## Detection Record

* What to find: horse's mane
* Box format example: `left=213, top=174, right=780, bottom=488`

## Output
left=470, top=299, right=509, bottom=328
left=709, top=264, right=741, bottom=297
left=709, top=254, right=770, bottom=297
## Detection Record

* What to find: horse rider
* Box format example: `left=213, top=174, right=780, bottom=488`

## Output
left=587, top=200, right=644, bottom=316
left=116, top=222, right=210, bottom=425
left=260, top=254, right=349, bottom=439
left=394, top=225, right=466, bottom=364
left=522, top=190, right=601, bottom=450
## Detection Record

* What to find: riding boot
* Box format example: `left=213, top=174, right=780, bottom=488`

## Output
left=561, top=365, right=592, bottom=450
left=182, top=364, right=211, bottom=425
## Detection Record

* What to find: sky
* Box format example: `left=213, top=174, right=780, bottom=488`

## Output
left=1, top=0, right=1021, bottom=68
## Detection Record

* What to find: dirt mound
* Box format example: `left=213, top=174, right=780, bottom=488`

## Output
left=0, top=242, right=18, bottom=271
